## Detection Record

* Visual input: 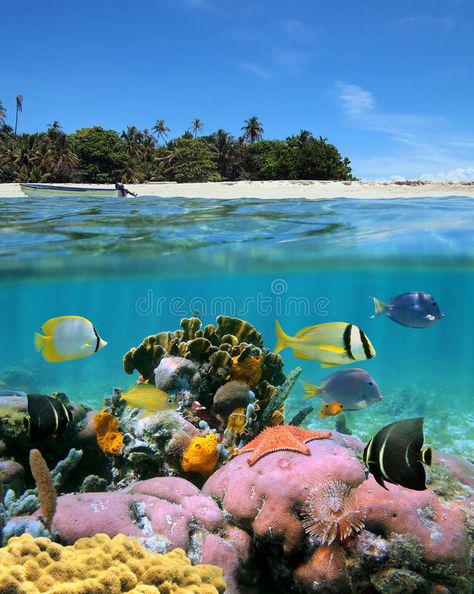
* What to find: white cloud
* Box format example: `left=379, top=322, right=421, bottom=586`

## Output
left=421, top=166, right=474, bottom=181
left=239, top=62, right=272, bottom=79
left=336, top=82, right=474, bottom=180
left=337, top=83, right=375, bottom=116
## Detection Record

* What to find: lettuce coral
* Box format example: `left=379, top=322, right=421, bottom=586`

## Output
left=0, top=533, right=226, bottom=593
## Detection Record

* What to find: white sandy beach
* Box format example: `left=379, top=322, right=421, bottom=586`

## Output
left=1, top=180, right=474, bottom=199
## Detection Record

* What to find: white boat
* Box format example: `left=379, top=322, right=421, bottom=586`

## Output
left=20, top=183, right=119, bottom=198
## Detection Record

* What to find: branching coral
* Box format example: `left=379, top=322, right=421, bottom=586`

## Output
left=0, top=533, right=226, bottom=593
left=301, top=480, right=365, bottom=545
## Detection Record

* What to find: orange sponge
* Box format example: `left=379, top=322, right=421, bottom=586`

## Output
left=93, top=412, right=123, bottom=456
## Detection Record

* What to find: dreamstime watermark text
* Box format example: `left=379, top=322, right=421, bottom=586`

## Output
left=135, top=279, right=329, bottom=318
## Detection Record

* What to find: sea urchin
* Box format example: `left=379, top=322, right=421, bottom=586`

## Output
left=301, top=480, right=365, bottom=546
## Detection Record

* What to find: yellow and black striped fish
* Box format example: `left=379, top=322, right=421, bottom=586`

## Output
left=363, top=418, right=433, bottom=491
left=275, top=321, right=376, bottom=368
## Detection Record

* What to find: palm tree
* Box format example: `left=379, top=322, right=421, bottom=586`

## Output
left=190, top=118, right=204, bottom=139
left=241, top=116, right=264, bottom=143
left=121, top=126, right=142, bottom=157
left=152, top=119, right=170, bottom=145
left=0, top=101, right=6, bottom=127
left=14, top=94, right=23, bottom=135
left=208, top=129, right=239, bottom=179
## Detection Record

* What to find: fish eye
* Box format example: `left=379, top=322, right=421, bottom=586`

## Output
left=432, top=301, right=437, bottom=306
left=368, top=381, right=373, bottom=386
left=167, top=398, right=174, bottom=405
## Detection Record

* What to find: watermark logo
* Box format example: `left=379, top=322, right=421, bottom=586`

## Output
left=135, top=279, right=329, bottom=318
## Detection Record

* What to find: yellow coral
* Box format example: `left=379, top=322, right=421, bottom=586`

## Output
left=226, top=407, right=248, bottom=435
left=93, top=412, right=123, bottom=456
left=270, top=403, right=285, bottom=426
left=181, top=434, right=219, bottom=477
left=0, top=533, right=226, bottom=594
left=228, top=354, right=262, bottom=388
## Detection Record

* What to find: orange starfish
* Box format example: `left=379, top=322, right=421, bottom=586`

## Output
left=238, top=425, right=332, bottom=466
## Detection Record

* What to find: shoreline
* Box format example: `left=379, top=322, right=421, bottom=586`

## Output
left=1, top=180, right=474, bottom=199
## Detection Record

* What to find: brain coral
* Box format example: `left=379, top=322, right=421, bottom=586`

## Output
left=0, top=533, right=226, bottom=594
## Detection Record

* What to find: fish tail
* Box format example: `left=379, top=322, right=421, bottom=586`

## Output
left=34, top=333, right=44, bottom=352
left=300, top=380, right=321, bottom=400
left=371, top=297, right=388, bottom=318
left=274, top=320, right=291, bottom=354
left=421, top=446, right=433, bottom=467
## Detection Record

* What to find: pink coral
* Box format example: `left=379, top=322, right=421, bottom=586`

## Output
left=52, top=476, right=249, bottom=594
left=203, top=432, right=472, bottom=592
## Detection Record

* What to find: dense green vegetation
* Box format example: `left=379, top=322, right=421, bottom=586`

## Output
left=0, top=106, right=354, bottom=183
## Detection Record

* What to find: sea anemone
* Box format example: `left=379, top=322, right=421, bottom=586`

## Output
left=301, top=480, right=365, bottom=545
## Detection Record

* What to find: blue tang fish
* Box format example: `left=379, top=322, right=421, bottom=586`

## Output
left=371, top=292, right=444, bottom=328
left=301, top=368, right=382, bottom=411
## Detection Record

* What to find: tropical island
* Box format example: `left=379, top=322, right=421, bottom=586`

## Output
left=0, top=99, right=353, bottom=185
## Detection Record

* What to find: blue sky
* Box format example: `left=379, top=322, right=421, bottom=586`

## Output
left=1, top=0, right=473, bottom=179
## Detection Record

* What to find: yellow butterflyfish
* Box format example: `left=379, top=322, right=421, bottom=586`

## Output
left=34, top=316, right=107, bottom=362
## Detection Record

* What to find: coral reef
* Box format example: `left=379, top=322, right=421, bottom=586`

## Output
left=122, top=317, right=287, bottom=446
left=50, top=477, right=250, bottom=593
left=203, top=433, right=473, bottom=593
left=1, top=449, right=82, bottom=545
left=109, top=317, right=300, bottom=485
left=0, top=533, right=226, bottom=593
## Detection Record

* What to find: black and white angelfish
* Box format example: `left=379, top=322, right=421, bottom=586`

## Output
left=275, top=321, right=376, bottom=368
left=363, top=417, right=433, bottom=491
left=26, top=394, right=74, bottom=442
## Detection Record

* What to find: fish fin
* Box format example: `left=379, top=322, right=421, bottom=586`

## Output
left=371, top=467, right=388, bottom=490
left=300, top=380, right=322, bottom=400
left=317, top=344, right=347, bottom=354
left=421, top=446, right=433, bottom=467
left=34, top=333, right=45, bottom=352
left=370, top=297, right=388, bottom=318
left=40, top=337, right=69, bottom=363
left=320, top=362, right=340, bottom=368
left=274, top=320, right=290, bottom=354
left=83, top=337, right=92, bottom=348
left=356, top=400, right=368, bottom=409
left=41, top=317, right=64, bottom=335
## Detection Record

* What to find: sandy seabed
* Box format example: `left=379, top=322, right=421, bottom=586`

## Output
left=1, top=179, right=474, bottom=199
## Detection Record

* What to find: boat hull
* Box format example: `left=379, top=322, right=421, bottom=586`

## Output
left=20, top=183, right=118, bottom=198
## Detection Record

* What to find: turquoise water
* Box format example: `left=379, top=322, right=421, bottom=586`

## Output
left=1, top=195, right=473, bottom=457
